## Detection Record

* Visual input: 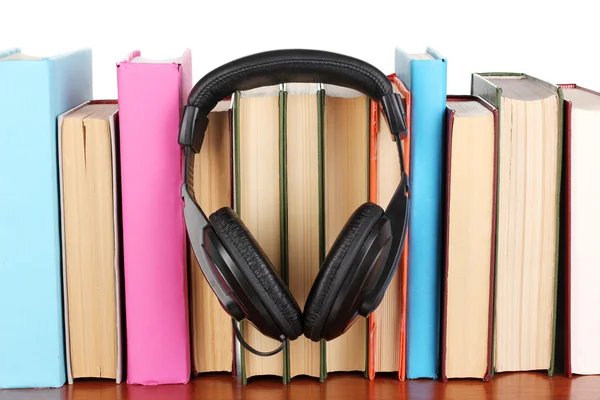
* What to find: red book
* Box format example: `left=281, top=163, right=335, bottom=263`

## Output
left=556, top=84, right=600, bottom=377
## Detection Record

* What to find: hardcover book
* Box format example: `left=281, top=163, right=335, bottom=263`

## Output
left=368, top=73, right=411, bottom=381
left=116, top=50, right=192, bottom=384
left=556, top=84, right=600, bottom=377
left=0, top=47, right=92, bottom=388
left=58, top=100, right=124, bottom=383
left=394, top=46, right=447, bottom=380
left=472, top=72, right=563, bottom=375
left=440, top=95, right=497, bottom=381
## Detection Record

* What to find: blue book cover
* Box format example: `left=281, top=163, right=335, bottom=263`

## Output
left=394, top=47, right=447, bottom=379
left=0, top=48, right=92, bottom=388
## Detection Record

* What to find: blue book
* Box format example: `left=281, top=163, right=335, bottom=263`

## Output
left=394, top=47, right=447, bottom=379
left=0, top=48, right=92, bottom=388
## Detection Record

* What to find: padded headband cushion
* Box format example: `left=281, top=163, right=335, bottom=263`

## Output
left=210, top=207, right=303, bottom=339
left=188, top=49, right=393, bottom=115
left=303, top=202, right=384, bottom=341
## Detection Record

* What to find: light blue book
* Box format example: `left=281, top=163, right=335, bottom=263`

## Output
left=395, top=47, right=447, bottom=380
left=0, top=48, right=92, bottom=388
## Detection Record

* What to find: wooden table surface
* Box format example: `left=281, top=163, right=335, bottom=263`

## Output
left=0, top=372, right=598, bottom=400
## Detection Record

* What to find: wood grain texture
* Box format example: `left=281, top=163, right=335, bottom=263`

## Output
left=1, top=373, right=598, bottom=399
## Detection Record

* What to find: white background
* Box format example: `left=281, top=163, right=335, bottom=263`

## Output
left=1, top=0, right=598, bottom=99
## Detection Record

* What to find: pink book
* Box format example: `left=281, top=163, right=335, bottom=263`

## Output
left=116, top=49, right=192, bottom=385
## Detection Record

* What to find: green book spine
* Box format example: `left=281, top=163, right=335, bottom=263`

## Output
left=279, top=88, right=290, bottom=384
left=317, top=87, right=327, bottom=383
left=470, top=74, right=502, bottom=379
left=232, top=91, right=247, bottom=385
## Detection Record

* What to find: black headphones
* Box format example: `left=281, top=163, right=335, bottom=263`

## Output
left=178, top=49, right=409, bottom=357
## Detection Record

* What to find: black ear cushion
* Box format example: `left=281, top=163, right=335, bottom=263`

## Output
left=303, top=202, right=384, bottom=340
left=209, top=207, right=303, bottom=339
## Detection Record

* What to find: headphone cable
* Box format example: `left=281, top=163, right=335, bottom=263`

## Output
left=231, top=319, right=287, bottom=357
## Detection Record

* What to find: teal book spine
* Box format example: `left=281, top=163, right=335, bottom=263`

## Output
left=0, top=48, right=92, bottom=388
left=395, top=47, right=447, bottom=380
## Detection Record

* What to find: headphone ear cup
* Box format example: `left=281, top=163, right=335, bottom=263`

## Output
left=303, top=202, right=384, bottom=342
left=210, top=207, right=303, bottom=340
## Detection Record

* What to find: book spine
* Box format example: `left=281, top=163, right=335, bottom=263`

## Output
left=396, top=54, right=447, bottom=380
left=548, top=86, right=565, bottom=377
left=317, top=87, right=327, bottom=383
left=485, top=103, right=499, bottom=382
left=367, top=100, right=378, bottom=380
left=560, top=96, right=573, bottom=378
left=116, top=59, right=191, bottom=385
left=389, top=75, right=411, bottom=382
left=0, top=49, right=92, bottom=389
left=439, top=105, right=455, bottom=383
left=232, top=91, right=246, bottom=384
left=279, top=88, right=290, bottom=384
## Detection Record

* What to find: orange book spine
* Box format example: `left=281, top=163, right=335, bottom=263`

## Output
left=368, top=75, right=411, bottom=381
left=367, top=99, right=378, bottom=380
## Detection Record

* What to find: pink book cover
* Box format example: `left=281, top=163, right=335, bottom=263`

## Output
left=116, top=49, right=193, bottom=385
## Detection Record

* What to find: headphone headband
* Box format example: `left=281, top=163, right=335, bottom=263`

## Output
left=178, top=49, right=410, bottom=350
left=178, top=49, right=407, bottom=154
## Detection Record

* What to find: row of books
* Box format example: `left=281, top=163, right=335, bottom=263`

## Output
left=0, top=45, right=598, bottom=389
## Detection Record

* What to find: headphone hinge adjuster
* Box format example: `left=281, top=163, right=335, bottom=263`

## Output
left=380, top=93, right=407, bottom=141
left=179, top=105, right=209, bottom=153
